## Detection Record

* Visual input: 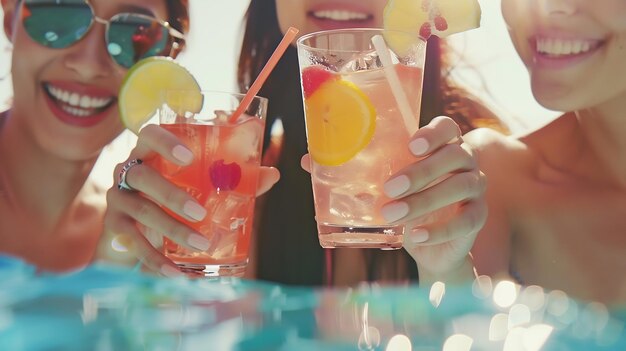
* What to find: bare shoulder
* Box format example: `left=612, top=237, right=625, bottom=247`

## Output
left=463, top=128, right=535, bottom=277
left=466, top=114, right=572, bottom=170
left=464, top=127, right=518, bottom=152
left=464, top=128, right=532, bottom=177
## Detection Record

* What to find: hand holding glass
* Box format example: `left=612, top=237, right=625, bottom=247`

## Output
left=297, top=29, right=426, bottom=249
left=152, top=91, right=267, bottom=277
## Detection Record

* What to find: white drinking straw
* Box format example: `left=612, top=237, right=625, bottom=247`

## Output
left=371, top=35, right=418, bottom=135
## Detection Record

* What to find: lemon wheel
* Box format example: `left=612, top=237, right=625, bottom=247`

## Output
left=383, top=0, right=481, bottom=54
left=304, top=79, right=376, bottom=166
left=118, top=57, right=202, bottom=134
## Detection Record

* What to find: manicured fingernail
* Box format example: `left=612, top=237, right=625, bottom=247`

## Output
left=409, top=228, right=429, bottom=244
left=384, top=175, right=410, bottom=198
left=409, top=138, right=429, bottom=156
left=183, top=201, right=206, bottom=221
left=172, top=145, right=194, bottom=164
left=381, top=202, right=409, bottom=223
left=188, top=233, right=210, bottom=251
left=161, top=264, right=184, bottom=277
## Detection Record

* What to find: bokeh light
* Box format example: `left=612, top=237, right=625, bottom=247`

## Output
left=493, top=281, right=519, bottom=308
left=429, top=282, right=446, bottom=308
left=508, top=304, right=531, bottom=329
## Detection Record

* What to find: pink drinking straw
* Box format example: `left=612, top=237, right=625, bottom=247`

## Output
left=229, top=27, right=300, bottom=123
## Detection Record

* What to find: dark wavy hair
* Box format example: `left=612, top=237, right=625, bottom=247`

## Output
left=238, top=0, right=505, bottom=286
left=166, top=0, right=189, bottom=34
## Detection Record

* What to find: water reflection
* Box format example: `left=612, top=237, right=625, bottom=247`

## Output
left=0, top=258, right=625, bottom=350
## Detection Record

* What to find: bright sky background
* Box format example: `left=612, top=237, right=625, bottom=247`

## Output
left=0, top=0, right=561, bottom=186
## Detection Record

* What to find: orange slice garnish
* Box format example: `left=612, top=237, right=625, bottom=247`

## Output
left=304, top=79, right=376, bottom=166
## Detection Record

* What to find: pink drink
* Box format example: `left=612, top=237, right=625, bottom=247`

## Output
left=155, top=91, right=267, bottom=277
left=312, top=66, right=423, bottom=248
left=298, top=29, right=426, bottom=249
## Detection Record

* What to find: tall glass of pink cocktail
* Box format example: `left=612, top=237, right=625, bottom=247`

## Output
left=154, top=91, right=267, bottom=277
left=297, top=29, right=426, bottom=249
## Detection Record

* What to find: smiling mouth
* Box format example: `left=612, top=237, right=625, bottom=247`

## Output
left=308, top=10, right=373, bottom=22
left=535, top=37, right=604, bottom=58
left=43, top=83, right=116, bottom=117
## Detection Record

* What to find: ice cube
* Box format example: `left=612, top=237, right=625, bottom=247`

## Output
left=211, top=192, right=251, bottom=231
left=206, top=228, right=238, bottom=259
left=213, top=110, right=230, bottom=124
left=329, top=182, right=381, bottom=223
left=225, top=119, right=263, bottom=162
left=205, top=192, right=252, bottom=258
left=342, top=50, right=384, bottom=72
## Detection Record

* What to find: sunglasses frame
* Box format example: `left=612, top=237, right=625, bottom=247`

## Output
left=19, top=0, right=186, bottom=67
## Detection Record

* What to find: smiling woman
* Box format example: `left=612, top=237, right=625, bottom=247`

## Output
left=0, top=0, right=565, bottom=279
left=0, top=0, right=189, bottom=272
left=466, top=0, right=626, bottom=304
left=237, top=0, right=508, bottom=286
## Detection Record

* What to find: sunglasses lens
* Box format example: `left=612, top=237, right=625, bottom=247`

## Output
left=22, top=0, right=93, bottom=49
left=107, top=14, right=170, bottom=68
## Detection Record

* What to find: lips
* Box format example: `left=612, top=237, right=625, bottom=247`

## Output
left=42, top=81, right=116, bottom=127
left=307, top=3, right=374, bottom=30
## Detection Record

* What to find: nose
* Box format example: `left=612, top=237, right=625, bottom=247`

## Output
left=539, top=0, right=578, bottom=17
left=62, top=23, right=116, bottom=79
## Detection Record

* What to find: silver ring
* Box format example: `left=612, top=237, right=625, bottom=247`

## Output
left=117, top=158, right=143, bottom=191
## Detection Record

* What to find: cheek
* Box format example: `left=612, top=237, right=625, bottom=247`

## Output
left=275, top=0, right=306, bottom=35
left=509, top=30, right=532, bottom=66
left=594, top=2, right=626, bottom=31
left=501, top=0, right=534, bottom=31
left=608, top=37, right=626, bottom=91
left=10, top=35, right=45, bottom=96
left=500, top=0, right=533, bottom=63
left=500, top=0, right=516, bottom=29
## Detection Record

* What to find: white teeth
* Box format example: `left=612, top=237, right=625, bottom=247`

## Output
left=582, top=42, right=590, bottom=52
left=69, top=93, right=80, bottom=106
left=536, top=38, right=598, bottom=56
left=45, top=84, right=113, bottom=111
left=62, top=105, right=90, bottom=117
left=79, top=95, right=90, bottom=108
left=312, top=10, right=369, bottom=21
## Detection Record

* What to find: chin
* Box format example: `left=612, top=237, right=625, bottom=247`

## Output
left=530, top=80, right=577, bottom=112
left=532, top=94, right=577, bottom=112
left=39, top=131, right=110, bottom=162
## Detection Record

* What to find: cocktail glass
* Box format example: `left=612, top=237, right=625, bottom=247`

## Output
left=297, top=28, right=426, bottom=249
left=154, top=90, right=267, bottom=277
